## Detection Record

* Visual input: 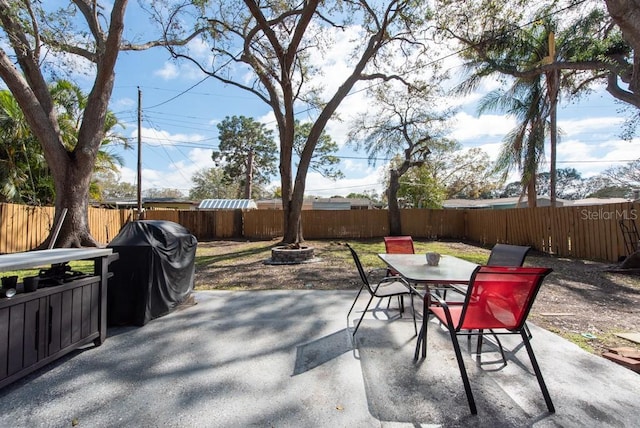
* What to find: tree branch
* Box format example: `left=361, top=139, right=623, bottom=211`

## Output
left=606, top=71, right=640, bottom=108
left=121, top=28, right=208, bottom=51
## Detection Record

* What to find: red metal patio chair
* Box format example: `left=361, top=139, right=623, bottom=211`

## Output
left=415, top=265, right=554, bottom=415
left=383, top=236, right=416, bottom=297
left=384, top=236, right=415, bottom=256
left=383, top=236, right=415, bottom=275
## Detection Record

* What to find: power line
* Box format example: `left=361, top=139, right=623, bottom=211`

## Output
left=144, top=76, right=211, bottom=110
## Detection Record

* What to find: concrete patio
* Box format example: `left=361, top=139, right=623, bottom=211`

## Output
left=0, top=290, right=638, bottom=427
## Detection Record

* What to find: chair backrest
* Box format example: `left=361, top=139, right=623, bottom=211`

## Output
left=487, top=244, right=531, bottom=267
left=346, top=243, right=373, bottom=293
left=457, top=266, right=552, bottom=331
left=384, top=236, right=415, bottom=254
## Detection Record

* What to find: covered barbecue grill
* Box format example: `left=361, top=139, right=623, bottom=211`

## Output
left=107, top=220, right=197, bottom=326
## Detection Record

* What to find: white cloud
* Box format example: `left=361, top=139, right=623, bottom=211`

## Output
left=118, top=147, right=215, bottom=195
left=153, top=61, right=204, bottom=81
left=600, top=137, right=640, bottom=162
left=473, top=142, right=504, bottom=162
left=132, top=126, right=207, bottom=147
left=556, top=139, right=596, bottom=159
left=154, top=62, right=180, bottom=80
left=445, top=76, right=506, bottom=108
left=304, top=165, right=385, bottom=198
left=559, top=116, right=625, bottom=137
left=449, top=111, right=516, bottom=141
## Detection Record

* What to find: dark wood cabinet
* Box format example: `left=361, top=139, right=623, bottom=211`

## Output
left=0, top=276, right=102, bottom=388
left=0, top=248, right=114, bottom=389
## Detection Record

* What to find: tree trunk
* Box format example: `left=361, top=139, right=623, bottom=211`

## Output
left=282, top=173, right=305, bottom=244
left=0, top=0, right=129, bottom=249
left=605, top=0, right=640, bottom=91
left=38, top=159, right=98, bottom=248
left=527, top=177, right=537, bottom=208
left=604, top=1, right=640, bottom=107
left=388, top=168, right=402, bottom=235
left=548, top=69, right=559, bottom=207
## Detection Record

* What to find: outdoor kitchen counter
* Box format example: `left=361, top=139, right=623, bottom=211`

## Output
left=0, top=248, right=116, bottom=389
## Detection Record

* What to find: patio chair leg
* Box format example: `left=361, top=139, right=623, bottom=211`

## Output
left=476, top=329, right=484, bottom=355
left=414, top=318, right=426, bottom=361
left=414, top=296, right=428, bottom=360
left=524, top=322, right=533, bottom=340
left=489, top=330, right=507, bottom=364
left=410, top=292, right=417, bottom=336
left=521, top=330, right=555, bottom=413
left=449, top=328, right=477, bottom=415
left=347, top=284, right=365, bottom=331
left=351, top=293, right=376, bottom=337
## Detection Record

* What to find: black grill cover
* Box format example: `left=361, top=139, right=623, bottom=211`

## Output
left=107, top=220, right=197, bottom=326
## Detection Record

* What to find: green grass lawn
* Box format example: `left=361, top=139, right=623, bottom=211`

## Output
left=342, top=240, right=489, bottom=267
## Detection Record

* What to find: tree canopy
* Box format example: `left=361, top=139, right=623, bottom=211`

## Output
left=214, top=115, right=278, bottom=199
left=348, top=81, right=453, bottom=232
left=0, top=1, right=196, bottom=247
left=151, top=0, right=436, bottom=243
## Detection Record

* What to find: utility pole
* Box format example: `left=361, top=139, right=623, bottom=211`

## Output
left=137, top=87, right=143, bottom=219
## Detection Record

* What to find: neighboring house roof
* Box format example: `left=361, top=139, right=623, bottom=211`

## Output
left=198, top=199, right=257, bottom=210
left=568, top=198, right=630, bottom=206
left=312, top=197, right=375, bottom=210
left=255, top=199, right=316, bottom=210
left=312, top=200, right=351, bottom=210
left=443, top=196, right=570, bottom=209
left=255, top=199, right=283, bottom=209
left=94, top=199, right=197, bottom=209
left=443, top=196, right=632, bottom=209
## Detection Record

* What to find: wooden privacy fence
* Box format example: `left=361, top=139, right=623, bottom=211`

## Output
left=1, top=201, right=639, bottom=262
left=465, top=201, right=639, bottom=262
left=0, top=203, right=134, bottom=254
left=144, top=209, right=241, bottom=239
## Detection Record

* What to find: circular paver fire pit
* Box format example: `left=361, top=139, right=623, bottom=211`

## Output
left=265, top=245, right=317, bottom=264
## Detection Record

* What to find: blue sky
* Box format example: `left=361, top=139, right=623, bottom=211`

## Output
left=46, top=3, right=640, bottom=199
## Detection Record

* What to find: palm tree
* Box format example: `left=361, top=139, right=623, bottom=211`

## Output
left=0, top=81, right=128, bottom=205
left=463, top=17, right=563, bottom=207
left=0, top=91, right=49, bottom=204
left=478, top=76, right=549, bottom=207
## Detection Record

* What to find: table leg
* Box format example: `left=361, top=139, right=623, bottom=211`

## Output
left=421, top=289, right=429, bottom=358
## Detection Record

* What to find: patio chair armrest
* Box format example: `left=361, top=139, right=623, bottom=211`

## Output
left=430, top=283, right=466, bottom=295
left=428, top=291, right=457, bottom=327
left=371, top=275, right=412, bottom=294
left=430, top=291, right=447, bottom=306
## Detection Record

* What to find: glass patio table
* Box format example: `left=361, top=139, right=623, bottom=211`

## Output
left=377, top=253, right=478, bottom=287
left=378, top=253, right=479, bottom=356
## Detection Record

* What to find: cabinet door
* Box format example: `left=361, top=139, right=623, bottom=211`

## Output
left=48, top=279, right=100, bottom=355
left=0, top=298, right=47, bottom=378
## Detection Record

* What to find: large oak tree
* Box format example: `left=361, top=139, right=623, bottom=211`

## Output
left=153, top=0, right=434, bottom=244
left=0, top=1, right=199, bottom=247
left=348, top=82, right=451, bottom=234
